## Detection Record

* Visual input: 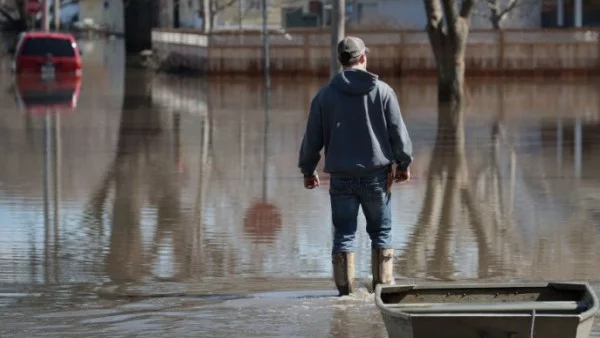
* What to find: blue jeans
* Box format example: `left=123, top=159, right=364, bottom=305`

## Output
left=329, top=170, right=392, bottom=253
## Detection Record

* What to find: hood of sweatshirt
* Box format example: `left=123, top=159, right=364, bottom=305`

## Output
left=330, top=68, right=378, bottom=96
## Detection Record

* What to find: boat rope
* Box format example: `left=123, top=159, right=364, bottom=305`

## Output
left=529, top=309, right=536, bottom=338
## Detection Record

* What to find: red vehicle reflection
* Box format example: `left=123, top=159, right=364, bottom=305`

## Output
left=14, top=74, right=82, bottom=114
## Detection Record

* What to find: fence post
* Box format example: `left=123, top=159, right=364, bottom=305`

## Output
left=498, top=30, right=505, bottom=73
left=597, top=30, right=600, bottom=72
left=304, top=31, right=311, bottom=75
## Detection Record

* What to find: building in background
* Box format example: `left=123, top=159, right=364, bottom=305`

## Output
left=71, top=0, right=124, bottom=34
left=214, top=0, right=306, bottom=30
left=155, top=0, right=597, bottom=31
left=268, top=0, right=543, bottom=29
left=308, top=0, right=542, bottom=29
left=42, top=0, right=81, bottom=29
left=165, top=0, right=203, bottom=28
left=78, top=0, right=102, bottom=28
left=542, top=0, right=600, bottom=27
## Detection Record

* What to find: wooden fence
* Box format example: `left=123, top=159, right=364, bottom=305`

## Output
left=151, top=27, right=600, bottom=76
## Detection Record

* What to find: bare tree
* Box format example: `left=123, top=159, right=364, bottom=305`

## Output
left=423, top=0, right=476, bottom=110
left=480, top=0, right=538, bottom=29
left=0, top=0, right=27, bottom=31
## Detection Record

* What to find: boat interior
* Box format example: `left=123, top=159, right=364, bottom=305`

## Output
left=378, top=283, right=595, bottom=314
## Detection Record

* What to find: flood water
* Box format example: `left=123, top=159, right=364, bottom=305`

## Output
left=1, top=37, right=600, bottom=337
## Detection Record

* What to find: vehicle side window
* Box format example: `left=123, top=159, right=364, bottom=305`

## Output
left=20, top=38, right=76, bottom=57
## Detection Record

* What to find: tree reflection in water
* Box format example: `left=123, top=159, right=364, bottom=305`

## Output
left=82, top=71, right=189, bottom=283
left=397, top=101, right=523, bottom=280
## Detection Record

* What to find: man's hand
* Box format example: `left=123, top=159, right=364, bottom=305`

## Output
left=304, top=174, right=320, bottom=189
left=394, top=168, right=410, bottom=183
left=386, top=167, right=409, bottom=193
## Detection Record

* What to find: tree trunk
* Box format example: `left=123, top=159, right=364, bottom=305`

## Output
left=209, top=0, right=217, bottom=31
left=427, top=26, right=469, bottom=105
left=490, top=8, right=501, bottom=29
left=438, top=101, right=465, bottom=157
left=437, top=60, right=465, bottom=107
left=174, top=0, right=180, bottom=28
left=428, top=21, right=469, bottom=126
left=424, top=0, right=474, bottom=109
left=124, top=0, right=154, bottom=52
left=201, top=0, right=210, bottom=32
left=209, top=11, right=215, bottom=31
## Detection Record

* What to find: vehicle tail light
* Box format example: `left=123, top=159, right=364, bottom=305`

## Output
left=55, top=60, right=82, bottom=74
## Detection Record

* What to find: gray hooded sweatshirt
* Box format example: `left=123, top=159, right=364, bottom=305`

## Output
left=298, top=68, right=412, bottom=177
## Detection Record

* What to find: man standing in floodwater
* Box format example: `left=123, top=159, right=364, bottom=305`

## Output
left=298, top=36, right=413, bottom=296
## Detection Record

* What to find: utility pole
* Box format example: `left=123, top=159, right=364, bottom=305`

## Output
left=54, top=0, right=60, bottom=30
left=261, top=0, right=269, bottom=91
left=43, top=0, right=49, bottom=31
left=330, top=0, right=345, bottom=78
left=203, top=0, right=210, bottom=33
left=574, top=0, right=582, bottom=27
left=556, top=0, right=563, bottom=27
left=238, top=0, right=243, bottom=31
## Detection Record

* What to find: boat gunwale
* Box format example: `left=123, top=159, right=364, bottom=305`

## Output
left=374, top=282, right=600, bottom=323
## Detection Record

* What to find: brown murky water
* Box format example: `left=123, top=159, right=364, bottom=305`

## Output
left=1, top=38, right=600, bottom=337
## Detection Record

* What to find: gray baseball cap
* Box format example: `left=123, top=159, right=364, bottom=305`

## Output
left=337, top=36, right=370, bottom=63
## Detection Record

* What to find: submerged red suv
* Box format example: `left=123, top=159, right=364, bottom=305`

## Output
left=12, top=31, right=82, bottom=78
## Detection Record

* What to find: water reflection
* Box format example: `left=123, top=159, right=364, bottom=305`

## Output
left=242, top=70, right=283, bottom=245
left=397, top=102, right=468, bottom=280
left=1, top=61, right=600, bottom=285
left=104, top=71, right=179, bottom=282
left=14, top=75, right=81, bottom=114
left=394, top=84, right=600, bottom=281
left=10, top=74, right=79, bottom=286
left=74, top=70, right=211, bottom=284
left=3, top=46, right=600, bottom=334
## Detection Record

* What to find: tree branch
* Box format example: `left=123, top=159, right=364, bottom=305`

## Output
left=483, top=0, right=497, bottom=9
left=0, top=5, right=17, bottom=21
left=498, top=0, right=518, bottom=19
left=423, top=0, right=447, bottom=72
left=476, top=0, right=536, bottom=29
left=424, top=0, right=443, bottom=28
left=459, top=0, right=476, bottom=19
left=215, top=0, right=237, bottom=13
left=441, top=0, right=457, bottom=32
